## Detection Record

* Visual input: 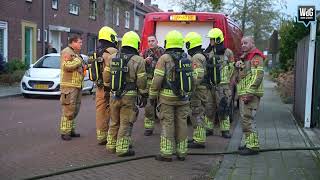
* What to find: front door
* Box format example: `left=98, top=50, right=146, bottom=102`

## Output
left=24, top=27, right=32, bottom=65
left=49, top=30, right=61, bottom=52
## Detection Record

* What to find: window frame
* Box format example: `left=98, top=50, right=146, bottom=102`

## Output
left=69, top=3, right=80, bottom=16
left=125, top=11, right=130, bottom=29
left=116, top=7, right=120, bottom=26
left=52, top=0, right=58, bottom=10
left=89, top=0, right=97, bottom=20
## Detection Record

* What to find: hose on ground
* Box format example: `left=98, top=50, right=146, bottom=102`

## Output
left=23, top=146, right=320, bottom=180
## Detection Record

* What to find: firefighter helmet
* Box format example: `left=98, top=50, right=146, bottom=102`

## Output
left=207, top=28, right=224, bottom=44
left=184, top=32, right=202, bottom=50
left=98, top=26, right=118, bottom=43
left=121, top=31, right=140, bottom=50
left=164, top=30, right=184, bottom=49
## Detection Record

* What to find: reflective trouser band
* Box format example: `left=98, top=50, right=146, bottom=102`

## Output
left=144, top=117, right=154, bottom=129
left=116, top=137, right=130, bottom=154
left=72, top=119, right=76, bottom=130
left=220, top=117, right=230, bottom=131
left=193, top=126, right=206, bottom=143
left=160, top=136, right=174, bottom=156
left=124, top=90, right=138, bottom=96
left=176, top=138, right=188, bottom=156
left=96, top=130, right=108, bottom=141
left=149, top=89, right=158, bottom=96
left=160, top=89, right=178, bottom=98
left=106, top=134, right=117, bottom=150
left=60, top=116, right=72, bottom=134
left=204, top=116, right=214, bottom=130
left=245, top=132, right=259, bottom=149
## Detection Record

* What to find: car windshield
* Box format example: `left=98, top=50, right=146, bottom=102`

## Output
left=33, top=56, right=60, bottom=69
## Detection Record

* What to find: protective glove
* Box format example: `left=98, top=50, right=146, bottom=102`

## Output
left=242, top=95, right=254, bottom=104
left=149, top=98, right=156, bottom=107
left=139, top=96, right=148, bottom=108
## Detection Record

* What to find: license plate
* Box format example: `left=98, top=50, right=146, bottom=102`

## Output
left=170, top=15, right=196, bottom=21
left=33, top=84, right=49, bottom=89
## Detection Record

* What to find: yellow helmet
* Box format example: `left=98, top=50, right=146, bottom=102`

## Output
left=184, top=32, right=202, bottom=50
left=164, top=30, right=184, bottom=49
left=98, top=26, right=118, bottom=43
left=207, top=28, right=224, bottom=44
left=121, top=31, right=140, bottom=50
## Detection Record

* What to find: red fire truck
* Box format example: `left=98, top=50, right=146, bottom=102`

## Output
left=140, top=12, right=243, bottom=57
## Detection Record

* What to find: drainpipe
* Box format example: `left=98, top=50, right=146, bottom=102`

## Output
left=42, top=0, right=46, bottom=55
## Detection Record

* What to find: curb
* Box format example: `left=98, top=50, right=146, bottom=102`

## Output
left=286, top=106, right=320, bottom=163
left=0, top=93, right=22, bottom=99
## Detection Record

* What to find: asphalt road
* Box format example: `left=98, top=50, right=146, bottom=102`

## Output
left=0, top=94, right=232, bottom=180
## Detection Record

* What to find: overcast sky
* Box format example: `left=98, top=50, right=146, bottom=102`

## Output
left=149, top=0, right=320, bottom=17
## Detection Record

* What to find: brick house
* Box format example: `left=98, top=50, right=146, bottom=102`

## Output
left=0, top=0, right=161, bottom=65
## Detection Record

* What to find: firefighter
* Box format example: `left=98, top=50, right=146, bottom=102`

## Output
left=184, top=32, right=209, bottom=148
left=141, top=35, right=165, bottom=136
left=59, top=34, right=85, bottom=141
left=150, top=30, right=192, bottom=161
left=204, top=28, right=235, bottom=139
left=104, top=31, right=148, bottom=157
left=92, top=26, right=118, bottom=145
left=236, top=36, right=265, bottom=155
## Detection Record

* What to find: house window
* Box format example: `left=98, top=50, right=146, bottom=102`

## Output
left=116, top=7, right=119, bottom=26
left=89, top=0, right=97, bottom=20
left=134, top=14, right=139, bottom=31
left=0, top=21, right=8, bottom=62
left=44, top=30, right=48, bottom=42
left=37, top=29, right=41, bottom=41
left=52, top=0, right=58, bottom=10
left=125, top=11, right=130, bottom=29
left=88, top=36, right=97, bottom=53
left=69, top=3, right=80, bottom=15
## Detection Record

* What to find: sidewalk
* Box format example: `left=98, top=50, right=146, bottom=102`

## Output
left=0, top=83, right=21, bottom=98
left=214, top=78, right=320, bottom=180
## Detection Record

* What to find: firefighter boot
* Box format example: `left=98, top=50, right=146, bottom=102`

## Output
left=117, top=150, right=135, bottom=157
left=144, top=129, right=153, bottom=136
left=239, top=147, right=259, bottom=155
left=155, top=154, right=172, bottom=162
left=188, top=140, right=205, bottom=149
left=71, top=131, right=80, bottom=137
left=206, top=129, right=214, bottom=136
left=176, top=156, right=186, bottom=161
left=221, top=131, right=231, bottom=138
left=61, top=134, right=72, bottom=141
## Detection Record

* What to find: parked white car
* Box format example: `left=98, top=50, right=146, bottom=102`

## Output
left=21, top=53, right=94, bottom=97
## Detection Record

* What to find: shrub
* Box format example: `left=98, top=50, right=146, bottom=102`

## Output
left=0, top=70, right=25, bottom=85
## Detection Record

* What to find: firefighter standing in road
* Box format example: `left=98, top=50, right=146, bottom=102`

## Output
left=184, top=32, right=209, bottom=149
left=236, top=36, right=265, bottom=155
left=91, top=26, right=118, bottom=145
left=59, top=34, right=85, bottom=141
left=141, top=35, right=165, bottom=136
left=104, top=31, right=148, bottom=157
left=204, top=28, right=235, bottom=139
left=149, top=30, right=192, bottom=161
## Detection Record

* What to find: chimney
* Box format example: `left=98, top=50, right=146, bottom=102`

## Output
left=144, top=0, right=151, bottom=6
left=152, top=4, right=158, bottom=9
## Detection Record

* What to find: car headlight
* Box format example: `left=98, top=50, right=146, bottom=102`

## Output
left=24, top=70, right=31, bottom=77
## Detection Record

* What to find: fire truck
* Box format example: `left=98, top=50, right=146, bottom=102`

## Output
left=140, top=12, right=243, bottom=57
